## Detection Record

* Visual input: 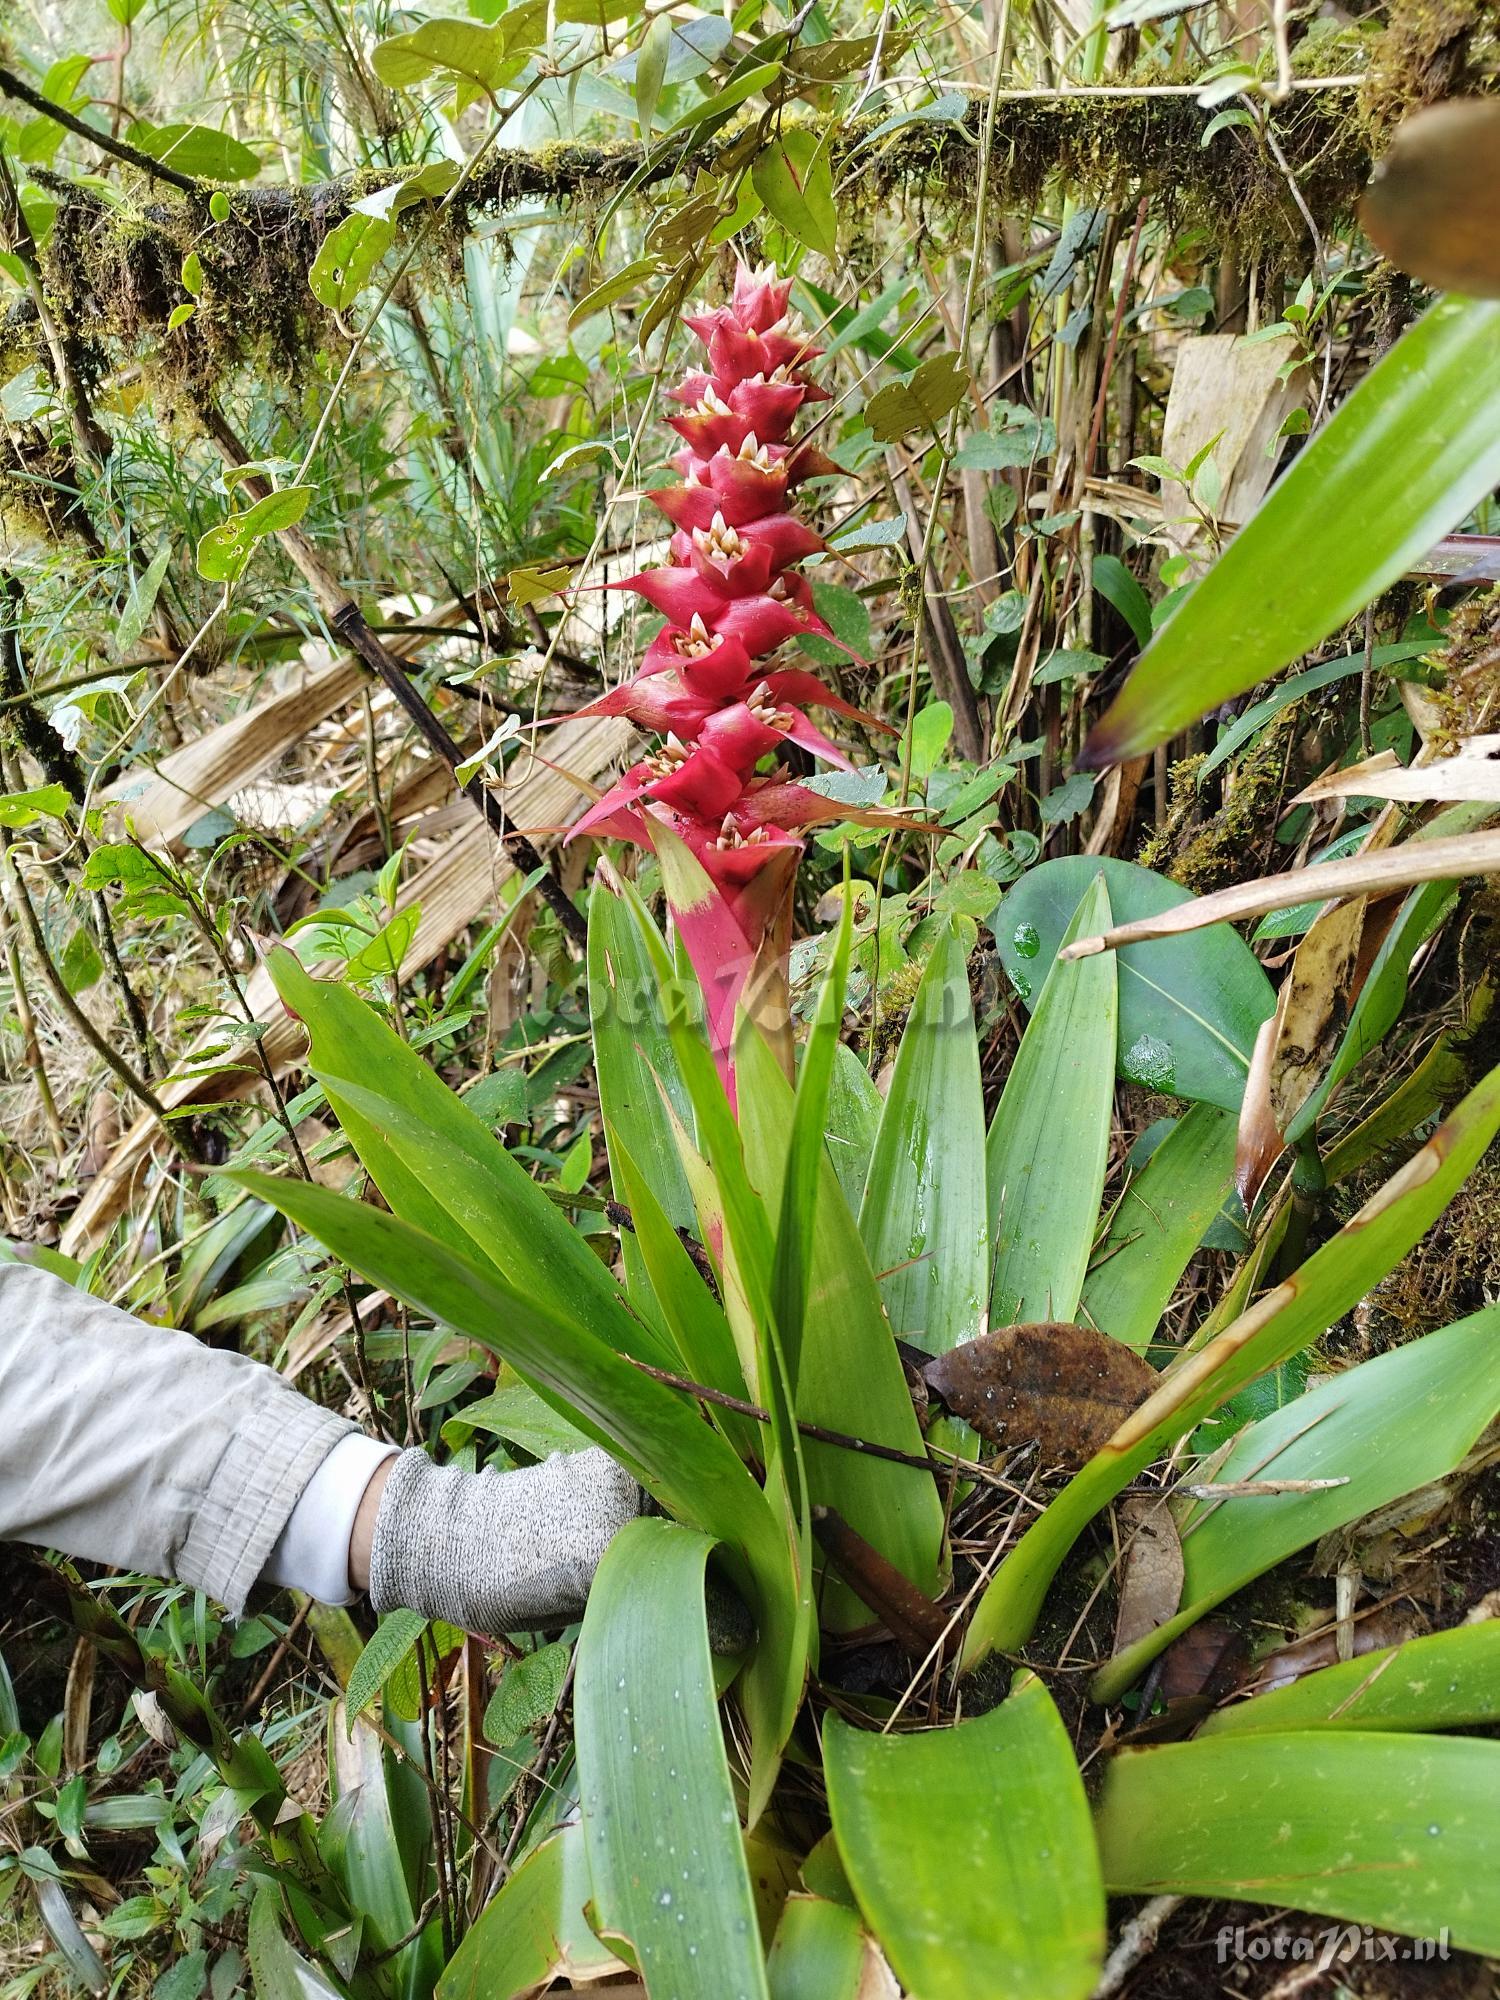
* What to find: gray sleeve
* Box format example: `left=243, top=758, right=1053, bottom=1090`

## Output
left=0, top=1261, right=354, bottom=1615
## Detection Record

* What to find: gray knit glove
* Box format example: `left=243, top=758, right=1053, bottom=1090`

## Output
left=368, top=1446, right=642, bottom=1633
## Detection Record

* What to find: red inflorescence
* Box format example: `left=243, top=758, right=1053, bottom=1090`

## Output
left=567, top=260, right=886, bottom=1091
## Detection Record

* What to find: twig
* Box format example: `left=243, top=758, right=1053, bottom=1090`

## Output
left=1093, top=1894, right=1186, bottom=1997
left=0, top=63, right=200, bottom=193
left=623, top=1354, right=1010, bottom=1486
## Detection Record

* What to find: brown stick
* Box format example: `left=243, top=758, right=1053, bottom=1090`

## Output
left=623, top=1353, right=1006, bottom=1487
left=0, top=64, right=199, bottom=194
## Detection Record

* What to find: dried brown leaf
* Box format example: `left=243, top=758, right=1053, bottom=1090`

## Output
left=1361, top=99, right=1500, bottom=299
left=1267, top=895, right=1367, bottom=1134
left=1057, top=828, right=1500, bottom=958
left=1294, top=738, right=1500, bottom=807
left=1112, top=1495, right=1184, bottom=1656
left=921, top=1322, right=1156, bottom=1469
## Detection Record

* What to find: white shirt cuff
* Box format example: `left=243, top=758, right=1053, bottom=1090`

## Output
left=259, top=1433, right=399, bottom=1606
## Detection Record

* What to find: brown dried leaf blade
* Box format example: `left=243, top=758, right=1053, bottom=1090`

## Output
left=922, top=1321, right=1156, bottom=1469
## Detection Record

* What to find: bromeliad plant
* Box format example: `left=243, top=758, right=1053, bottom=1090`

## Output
left=233, top=271, right=1500, bottom=1999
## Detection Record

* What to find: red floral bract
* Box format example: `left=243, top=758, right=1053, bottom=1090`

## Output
left=568, top=261, right=883, bottom=1096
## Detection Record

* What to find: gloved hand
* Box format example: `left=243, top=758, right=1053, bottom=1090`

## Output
left=362, top=1446, right=642, bottom=1633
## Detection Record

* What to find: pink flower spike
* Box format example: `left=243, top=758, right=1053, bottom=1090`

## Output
left=611, top=566, right=732, bottom=625
left=709, top=590, right=831, bottom=657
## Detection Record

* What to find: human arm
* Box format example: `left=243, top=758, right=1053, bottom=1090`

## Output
left=0, top=1260, right=638, bottom=1626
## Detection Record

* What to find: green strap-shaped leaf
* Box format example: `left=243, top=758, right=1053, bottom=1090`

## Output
left=962, top=1057, right=1500, bottom=1674
left=1095, top=1731, right=1500, bottom=1956
left=1080, top=1102, right=1237, bottom=1352
left=861, top=919, right=987, bottom=1355
left=608, top=1131, right=752, bottom=1437
left=735, top=1026, right=947, bottom=1630
left=824, top=1043, right=882, bottom=1213
left=575, top=1517, right=769, bottom=2000
left=268, top=948, right=672, bottom=1369
left=1198, top=1622, right=1500, bottom=1738
left=589, top=885, right=695, bottom=1235
left=987, top=875, right=1116, bottom=1324
left=436, top=1826, right=622, bottom=1999
left=824, top=1675, right=1105, bottom=2000
left=1083, top=296, right=1500, bottom=765
left=1098, top=1305, right=1500, bottom=1695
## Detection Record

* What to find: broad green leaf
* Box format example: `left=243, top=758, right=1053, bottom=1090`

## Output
left=0, top=784, right=71, bottom=828
left=246, top=1885, right=342, bottom=2000
left=435, top=1826, right=621, bottom=1998
left=371, top=17, right=511, bottom=93
left=483, top=1642, right=570, bottom=1745
left=1091, top=552, right=1152, bottom=648
left=1100, top=1306, right=1500, bottom=1693
left=861, top=921, right=987, bottom=1353
left=1080, top=1103, right=1236, bottom=1352
left=865, top=352, right=966, bottom=444
left=825, top=1675, right=1105, bottom=2000
left=736, top=1028, right=947, bottom=1628
left=1084, top=297, right=1500, bottom=764
left=750, top=129, right=836, bottom=258
left=962, top=1057, right=1500, bottom=1673
left=635, top=13, right=671, bottom=135
left=127, top=121, right=260, bottom=180
left=995, top=857, right=1274, bottom=1111
left=588, top=883, right=694, bottom=1234
left=767, top=1895, right=889, bottom=2000
left=1095, top=1731, right=1500, bottom=1956
left=309, top=213, right=396, bottom=310
left=1198, top=1622, right=1500, bottom=1738
left=987, top=875, right=1116, bottom=1324
left=575, top=1519, right=769, bottom=1999
left=344, top=1610, right=425, bottom=1727
left=824, top=1043, right=881, bottom=1213
left=115, top=540, right=174, bottom=656
left=195, top=487, right=314, bottom=584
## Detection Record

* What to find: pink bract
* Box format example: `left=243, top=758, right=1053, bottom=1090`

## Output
left=566, top=261, right=889, bottom=1097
